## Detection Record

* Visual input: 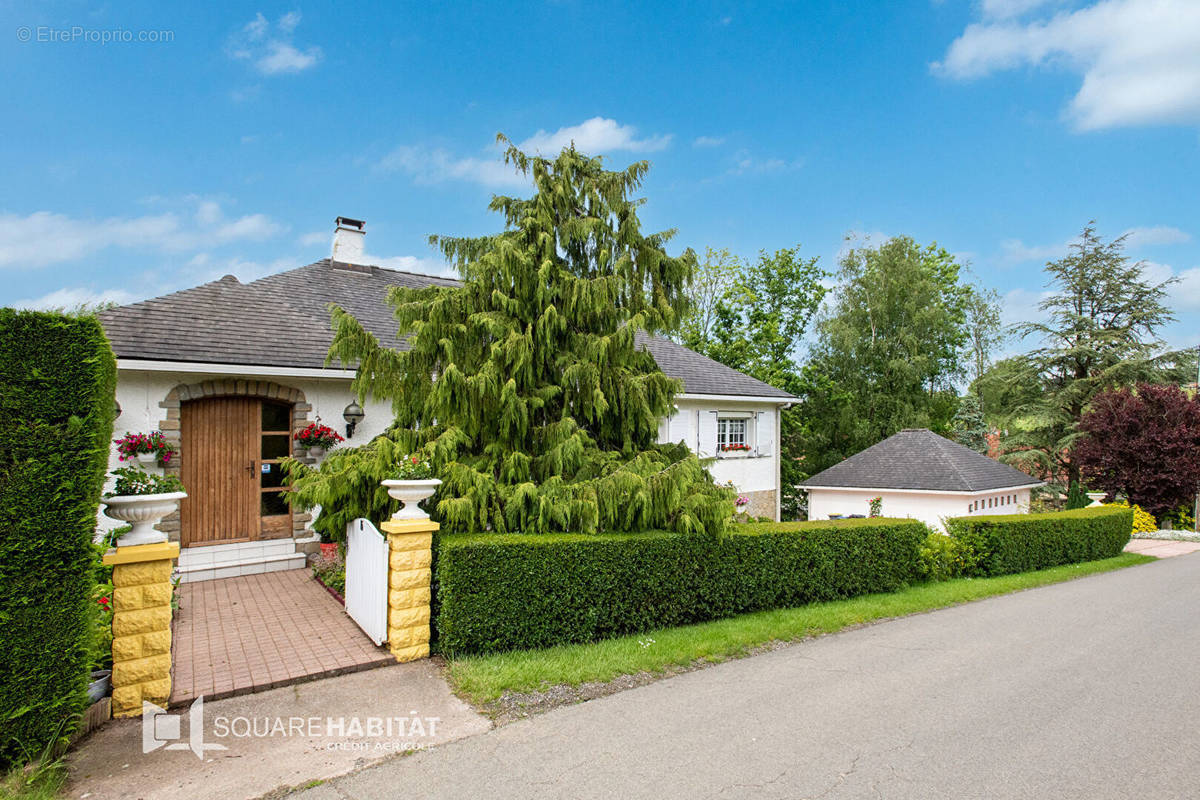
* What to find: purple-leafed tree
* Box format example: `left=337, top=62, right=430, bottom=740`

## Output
left=1075, top=383, right=1200, bottom=518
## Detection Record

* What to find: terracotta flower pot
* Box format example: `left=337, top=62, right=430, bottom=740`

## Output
left=320, top=542, right=338, bottom=558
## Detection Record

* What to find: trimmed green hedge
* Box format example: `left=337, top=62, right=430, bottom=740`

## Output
left=0, top=310, right=116, bottom=768
left=946, top=506, right=1133, bottom=577
left=434, top=518, right=927, bottom=654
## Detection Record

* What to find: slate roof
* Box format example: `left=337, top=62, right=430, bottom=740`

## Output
left=799, top=428, right=1043, bottom=492
left=100, top=259, right=794, bottom=399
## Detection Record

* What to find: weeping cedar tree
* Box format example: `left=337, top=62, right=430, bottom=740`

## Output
left=1075, top=383, right=1200, bottom=519
left=285, top=139, right=732, bottom=537
left=1000, top=224, right=1183, bottom=488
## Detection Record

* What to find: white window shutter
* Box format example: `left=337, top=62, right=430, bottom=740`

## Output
left=697, top=410, right=718, bottom=457
left=755, top=410, right=774, bottom=457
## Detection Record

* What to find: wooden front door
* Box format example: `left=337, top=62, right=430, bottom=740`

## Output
left=180, top=397, right=294, bottom=547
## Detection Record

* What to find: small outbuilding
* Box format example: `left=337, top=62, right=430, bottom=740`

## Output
left=799, top=428, right=1044, bottom=531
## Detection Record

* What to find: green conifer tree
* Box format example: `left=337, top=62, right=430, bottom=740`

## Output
left=951, top=393, right=989, bottom=454
left=286, top=139, right=731, bottom=536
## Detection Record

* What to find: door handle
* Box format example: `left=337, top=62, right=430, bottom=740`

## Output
left=248, top=459, right=257, bottom=477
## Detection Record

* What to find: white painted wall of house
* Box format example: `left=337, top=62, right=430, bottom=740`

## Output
left=805, top=486, right=1034, bottom=532
left=657, top=398, right=782, bottom=519
left=104, top=370, right=787, bottom=537
left=102, top=368, right=395, bottom=537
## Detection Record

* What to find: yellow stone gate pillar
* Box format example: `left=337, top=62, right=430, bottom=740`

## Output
left=381, top=519, right=435, bottom=662
left=101, top=542, right=180, bottom=717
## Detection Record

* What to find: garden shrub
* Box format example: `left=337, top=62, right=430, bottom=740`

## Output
left=434, top=518, right=926, bottom=654
left=945, top=506, right=1132, bottom=578
left=1103, top=500, right=1157, bottom=534
left=0, top=310, right=116, bottom=768
left=918, top=530, right=970, bottom=581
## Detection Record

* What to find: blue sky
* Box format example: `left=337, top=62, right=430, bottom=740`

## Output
left=4, top=0, right=1199, bottom=353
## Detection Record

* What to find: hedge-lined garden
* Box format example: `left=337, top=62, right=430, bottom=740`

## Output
left=435, top=518, right=928, bottom=654
left=946, top=506, right=1133, bottom=577
left=435, top=506, right=1136, bottom=656
left=0, top=310, right=116, bottom=769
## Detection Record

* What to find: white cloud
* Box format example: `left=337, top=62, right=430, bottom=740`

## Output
left=693, top=135, right=726, bottom=148
left=1122, top=225, right=1191, bottom=247
left=980, top=0, right=1059, bottom=20
left=0, top=202, right=284, bottom=269
left=1001, top=223, right=1191, bottom=265
left=934, top=0, right=1200, bottom=130
left=1141, top=260, right=1200, bottom=312
left=298, top=230, right=328, bottom=247
left=257, top=42, right=321, bottom=74
left=1000, top=286, right=1055, bottom=327
left=1171, top=267, right=1200, bottom=311
left=727, top=149, right=803, bottom=175
left=376, top=118, right=672, bottom=189
left=999, top=237, right=1069, bottom=264
left=228, top=12, right=322, bottom=76
left=518, top=117, right=672, bottom=154
left=13, top=286, right=136, bottom=311
left=375, top=145, right=529, bottom=189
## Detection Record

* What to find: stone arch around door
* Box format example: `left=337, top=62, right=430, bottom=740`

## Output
left=155, top=379, right=315, bottom=544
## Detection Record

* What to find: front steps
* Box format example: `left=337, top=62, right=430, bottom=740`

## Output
left=176, top=539, right=307, bottom=583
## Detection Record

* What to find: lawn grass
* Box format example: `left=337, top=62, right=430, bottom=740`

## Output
left=0, top=760, right=66, bottom=800
left=446, top=553, right=1154, bottom=705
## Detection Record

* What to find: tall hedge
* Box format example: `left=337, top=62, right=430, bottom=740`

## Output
left=435, top=518, right=927, bottom=654
left=946, top=506, right=1133, bottom=577
left=0, top=310, right=116, bottom=768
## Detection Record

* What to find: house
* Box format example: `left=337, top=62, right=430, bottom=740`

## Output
left=97, top=218, right=794, bottom=580
left=799, top=428, right=1043, bottom=531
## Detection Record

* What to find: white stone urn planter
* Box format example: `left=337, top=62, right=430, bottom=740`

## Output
left=103, top=492, right=187, bottom=546
left=382, top=479, right=442, bottom=521
left=1086, top=492, right=1107, bottom=507
left=307, top=446, right=326, bottom=459
left=135, top=452, right=158, bottom=466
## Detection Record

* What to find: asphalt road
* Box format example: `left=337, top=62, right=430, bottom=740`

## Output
left=295, top=555, right=1200, bottom=800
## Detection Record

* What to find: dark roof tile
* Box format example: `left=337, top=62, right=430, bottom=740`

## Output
left=100, top=259, right=793, bottom=399
left=799, top=428, right=1042, bottom=492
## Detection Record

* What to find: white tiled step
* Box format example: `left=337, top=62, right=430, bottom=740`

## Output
left=177, top=541, right=307, bottom=583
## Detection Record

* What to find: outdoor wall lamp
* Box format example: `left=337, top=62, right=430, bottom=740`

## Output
left=343, top=400, right=365, bottom=438
left=114, top=399, right=121, bottom=419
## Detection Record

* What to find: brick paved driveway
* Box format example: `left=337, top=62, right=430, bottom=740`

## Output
left=170, top=569, right=393, bottom=706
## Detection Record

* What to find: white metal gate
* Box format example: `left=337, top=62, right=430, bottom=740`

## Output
left=345, top=518, right=390, bottom=645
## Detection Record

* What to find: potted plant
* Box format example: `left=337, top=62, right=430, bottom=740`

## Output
left=89, top=587, right=113, bottom=702
left=719, top=442, right=753, bottom=457
left=381, top=453, right=441, bottom=520
left=114, top=431, right=175, bottom=467
left=294, top=420, right=344, bottom=459
left=102, top=466, right=187, bottom=546
left=734, top=494, right=750, bottom=519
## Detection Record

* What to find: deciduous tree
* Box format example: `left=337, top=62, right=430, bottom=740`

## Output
left=679, top=245, right=828, bottom=519
left=1075, top=383, right=1200, bottom=519
left=796, top=236, right=974, bottom=474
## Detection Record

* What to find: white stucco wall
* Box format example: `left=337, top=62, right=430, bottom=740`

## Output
left=805, top=486, right=1033, bottom=532
left=106, top=367, right=789, bottom=535
left=657, top=398, right=783, bottom=519
left=101, top=367, right=394, bottom=536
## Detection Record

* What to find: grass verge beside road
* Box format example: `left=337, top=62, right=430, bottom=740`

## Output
left=447, top=553, right=1154, bottom=706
